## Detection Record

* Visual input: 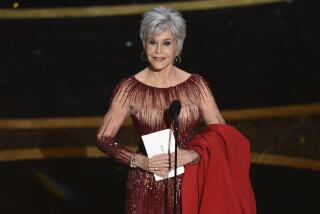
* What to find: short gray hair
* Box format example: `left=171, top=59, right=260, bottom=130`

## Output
left=140, top=6, right=186, bottom=56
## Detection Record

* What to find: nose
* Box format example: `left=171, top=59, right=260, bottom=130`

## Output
left=156, top=44, right=162, bottom=53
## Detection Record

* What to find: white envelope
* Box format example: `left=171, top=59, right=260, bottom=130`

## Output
left=142, top=129, right=184, bottom=181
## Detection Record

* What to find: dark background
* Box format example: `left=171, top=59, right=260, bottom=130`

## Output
left=0, top=0, right=319, bottom=118
left=0, top=1, right=319, bottom=213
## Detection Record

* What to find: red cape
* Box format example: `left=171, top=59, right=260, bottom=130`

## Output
left=182, top=124, right=256, bottom=214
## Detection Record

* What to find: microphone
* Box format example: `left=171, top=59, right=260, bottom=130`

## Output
left=168, top=99, right=181, bottom=214
left=169, top=100, right=181, bottom=123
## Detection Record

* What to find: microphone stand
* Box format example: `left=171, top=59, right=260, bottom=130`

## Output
left=168, top=99, right=181, bottom=214
left=172, top=115, right=179, bottom=214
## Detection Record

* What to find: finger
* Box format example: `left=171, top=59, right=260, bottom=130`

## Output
left=153, top=168, right=170, bottom=173
left=150, top=154, right=170, bottom=162
left=149, top=158, right=170, bottom=164
left=149, top=158, right=169, bottom=163
left=151, top=153, right=168, bottom=158
left=150, top=166, right=170, bottom=172
left=150, top=163, right=170, bottom=169
left=170, top=160, right=180, bottom=168
left=154, top=170, right=169, bottom=177
left=149, top=165, right=170, bottom=172
left=149, top=159, right=170, bottom=167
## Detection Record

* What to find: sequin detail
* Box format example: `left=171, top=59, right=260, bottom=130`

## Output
left=96, top=136, right=133, bottom=165
left=96, top=74, right=224, bottom=214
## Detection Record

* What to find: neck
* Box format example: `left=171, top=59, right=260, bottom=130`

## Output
left=147, top=64, right=177, bottom=86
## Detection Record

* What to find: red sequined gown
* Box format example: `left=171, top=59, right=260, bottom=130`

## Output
left=96, top=74, right=225, bottom=214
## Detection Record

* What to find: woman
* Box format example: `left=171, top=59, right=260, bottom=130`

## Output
left=96, top=6, right=225, bottom=213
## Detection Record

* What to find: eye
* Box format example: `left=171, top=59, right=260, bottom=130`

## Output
left=148, top=40, right=156, bottom=45
left=163, top=41, right=172, bottom=46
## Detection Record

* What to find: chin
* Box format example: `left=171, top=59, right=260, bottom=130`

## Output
left=149, top=61, right=172, bottom=71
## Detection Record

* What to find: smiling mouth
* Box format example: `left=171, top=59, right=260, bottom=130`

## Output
left=153, top=57, right=166, bottom=61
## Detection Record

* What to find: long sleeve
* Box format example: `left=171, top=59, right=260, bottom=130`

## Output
left=198, top=76, right=226, bottom=125
left=96, top=79, right=134, bottom=165
left=188, top=76, right=226, bottom=165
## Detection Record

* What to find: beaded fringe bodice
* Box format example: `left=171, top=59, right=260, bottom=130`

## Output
left=96, top=74, right=225, bottom=164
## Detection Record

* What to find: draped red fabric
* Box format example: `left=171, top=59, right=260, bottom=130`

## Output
left=182, top=124, right=256, bottom=214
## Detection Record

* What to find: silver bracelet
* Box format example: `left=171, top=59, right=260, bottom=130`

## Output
left=130, top=154, right=137, bottom=168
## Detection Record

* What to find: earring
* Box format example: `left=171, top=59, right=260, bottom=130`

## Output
left=140, top=51, right=147, bottom=62
left=175, top=55, right=182, bottom=64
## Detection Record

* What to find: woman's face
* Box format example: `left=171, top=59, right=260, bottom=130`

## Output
left=145, top=29, right=177, bottom=71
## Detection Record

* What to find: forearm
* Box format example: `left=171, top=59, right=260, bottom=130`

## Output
left=96, top=136, right=134, bottom=165
left=188, top=149, right=200, bottom=164
left=170, top=149, right=200, bottom=167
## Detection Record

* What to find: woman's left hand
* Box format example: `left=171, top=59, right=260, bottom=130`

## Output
left=170, top=148, right=199, bottom=168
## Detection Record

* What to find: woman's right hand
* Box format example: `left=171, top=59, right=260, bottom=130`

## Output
left=135, top=154, right=170, bottom=178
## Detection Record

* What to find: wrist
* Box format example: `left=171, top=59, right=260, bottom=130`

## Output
left=132, top=154, right=144, bottom=168
left=189, top=150, right=199, bottom=163
left=130, top=154, right=138, bottom=168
